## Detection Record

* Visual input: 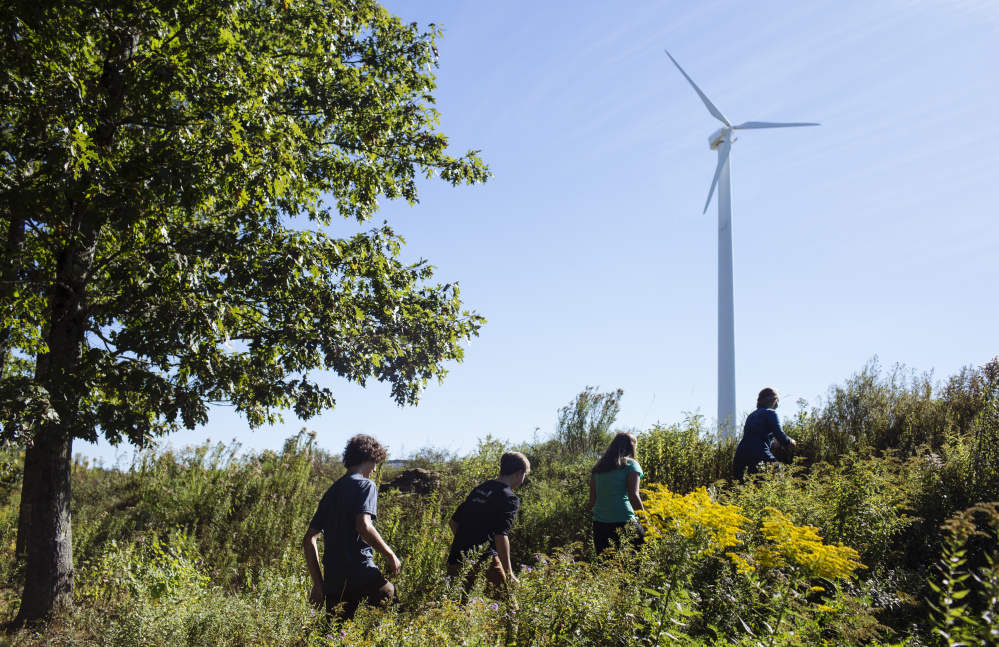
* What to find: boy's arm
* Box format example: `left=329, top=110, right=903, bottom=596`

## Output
left=356, top=513, right=402, bottom=576
left=588, top=475, right=597, bottom=509
left=494, top=534, right=518, bottom=584
left=448, top=518, right=459, bottom=535
left=302, top=527, right=324, bottom=607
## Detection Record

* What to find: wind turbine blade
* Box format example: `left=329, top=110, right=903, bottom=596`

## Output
left=664, top=49, right=731, bottom=127
left=733, top=121, right=820, bottom=129
left=703, top=130, right=732, bottom=214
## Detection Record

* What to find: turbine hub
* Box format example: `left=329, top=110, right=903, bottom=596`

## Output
left=708, top=127, right=729, bottom=150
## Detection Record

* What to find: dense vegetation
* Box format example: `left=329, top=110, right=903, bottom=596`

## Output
left=1, top=357, right=997, bottom=646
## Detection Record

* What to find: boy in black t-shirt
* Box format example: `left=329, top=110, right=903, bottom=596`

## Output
left=303, top=434, right=401, bottom=619
left=447, top=451, right=530, bottom=595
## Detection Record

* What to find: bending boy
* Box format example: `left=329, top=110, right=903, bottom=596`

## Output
left=303, top=434, right=401, bottom=620
left=446, top=451, right=530, bottom=595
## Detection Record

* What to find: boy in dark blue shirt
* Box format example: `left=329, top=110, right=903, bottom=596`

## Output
left=303, top=434, right=401, bottom=619
left=447, top=451, right=530, bottom=596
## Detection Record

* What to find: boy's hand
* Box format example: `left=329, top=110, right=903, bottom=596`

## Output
left=309, top=582, right=324, bottom=607
left=385, top=550, right=402, bottom=576
left=508, top=573, right=520, bottom=586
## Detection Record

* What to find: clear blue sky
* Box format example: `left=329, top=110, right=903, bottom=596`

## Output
left=83, top=0, right=998, bottom=465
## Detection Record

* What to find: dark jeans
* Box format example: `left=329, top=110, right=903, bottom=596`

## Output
left=593, top=519, right=645, bottom=555
left=732, top=450, right=776, bottom=483
left=327, top=575, right=395, bottom=620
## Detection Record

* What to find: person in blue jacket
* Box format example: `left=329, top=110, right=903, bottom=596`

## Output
left=732, top=387, right=797, bottom=483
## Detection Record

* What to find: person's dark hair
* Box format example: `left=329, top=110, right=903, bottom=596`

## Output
left=757, top=387, right=779, bottom=409
left=499, top=451, right=530, bottom=476
left=343, top=434, right=388, bottom=468
left=591, top=432, right=638, bottom=475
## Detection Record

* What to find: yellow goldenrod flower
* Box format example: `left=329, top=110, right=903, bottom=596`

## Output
left=726, top=552, right=755, bottom=574
left=638, top=486, right=749, bottom=558
left=757, top=508, right=866, bottom=579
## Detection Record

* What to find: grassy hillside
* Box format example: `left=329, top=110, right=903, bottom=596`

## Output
left=0, top=358, right=996, bottom=646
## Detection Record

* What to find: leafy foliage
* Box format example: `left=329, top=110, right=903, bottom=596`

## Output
left=639, top=412, right=735, bottom=492
left=1, top=0, right=490, bottom=444
left=928, top=502, right=999, bottom=646
left=553, top=386, right=623, bottom=456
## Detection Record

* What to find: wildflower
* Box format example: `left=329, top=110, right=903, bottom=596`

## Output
left=639, top=485, right=749, bottom=557
left=757, top=508, right=865, bottom=579
left=489, top=603, right=499, bottom=610
left=726, top=551, right=755, bottom=574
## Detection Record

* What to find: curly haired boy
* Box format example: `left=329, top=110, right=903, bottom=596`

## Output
left=303, top=434, right=401, bottom=619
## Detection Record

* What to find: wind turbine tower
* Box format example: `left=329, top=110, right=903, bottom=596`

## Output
left=664, top=50, right=819, bottom=440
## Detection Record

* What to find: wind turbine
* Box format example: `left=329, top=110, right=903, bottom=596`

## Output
left=664, top=49, right=818, bottom=440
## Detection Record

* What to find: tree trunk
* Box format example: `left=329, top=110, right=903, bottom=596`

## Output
left=13, top=24, right=135, bottom=625
left=14, top=429, right=74, bottom=623
left=13, top=205, right=98, bottom=624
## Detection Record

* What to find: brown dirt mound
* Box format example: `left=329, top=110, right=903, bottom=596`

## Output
left=380, top=467, right=441, bottom=494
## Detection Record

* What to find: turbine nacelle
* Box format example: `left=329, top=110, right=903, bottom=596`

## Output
left=708, top=127, right=731, bottom=151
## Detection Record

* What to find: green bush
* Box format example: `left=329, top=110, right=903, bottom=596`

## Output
left=639, top=412, right=734, bottom=492
left=69, top=431, right=323, bottom=590
left=553, top=386, right=623, bottom=456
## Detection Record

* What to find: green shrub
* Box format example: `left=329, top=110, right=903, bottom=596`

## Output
left=795, top=357, right=996, bottom=463
left=639, top=412, right=734, bottom=492
left=928, top=502, right=999, bottom=646
left=74, top=535, right=312, bottom=647
left=71, top=431, right=322, bottom=588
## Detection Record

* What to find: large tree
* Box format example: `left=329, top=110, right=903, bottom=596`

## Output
left=0, top=0, right=488, bottom=624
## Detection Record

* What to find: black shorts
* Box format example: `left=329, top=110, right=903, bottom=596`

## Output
left=327, top=574, right=395, bottom=620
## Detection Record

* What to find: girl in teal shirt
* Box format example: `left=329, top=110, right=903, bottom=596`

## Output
left=589, top=432, right=645, bottom=554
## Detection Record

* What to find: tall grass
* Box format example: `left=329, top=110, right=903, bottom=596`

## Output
left=71, top=432, right=324, bottom=588
left=0, top=357, right=995, bottom=645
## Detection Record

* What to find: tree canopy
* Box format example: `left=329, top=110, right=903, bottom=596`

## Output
left=1, top=0, right=488, bottom=623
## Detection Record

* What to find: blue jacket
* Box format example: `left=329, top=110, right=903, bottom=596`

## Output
left=735, top=407, right=791, bottom=463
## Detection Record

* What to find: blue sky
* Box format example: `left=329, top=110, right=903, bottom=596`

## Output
left=84, top=0, right=998, bottom=465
